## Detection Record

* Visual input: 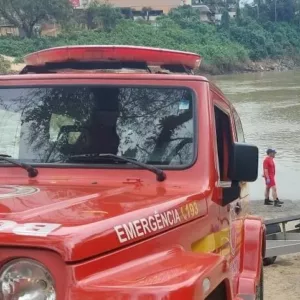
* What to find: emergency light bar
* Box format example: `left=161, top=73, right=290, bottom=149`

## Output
left=24, top=45, right=202, bottom=70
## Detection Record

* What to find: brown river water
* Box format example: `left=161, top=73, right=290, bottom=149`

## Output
left=212, top=70, right=300, bottom=201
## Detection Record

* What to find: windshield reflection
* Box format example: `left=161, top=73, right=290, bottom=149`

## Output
left=0, top=86, right=195, bottom=167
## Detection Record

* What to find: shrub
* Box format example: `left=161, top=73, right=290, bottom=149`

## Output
left=0, top=56, right=11, bottom=74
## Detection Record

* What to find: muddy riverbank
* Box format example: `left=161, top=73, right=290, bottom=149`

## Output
left=1, top=53, right=299, bottom=76
left=199, top=56, right=300, bottom=76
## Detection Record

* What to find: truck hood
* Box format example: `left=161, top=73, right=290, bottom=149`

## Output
left=0, top=183, right=208, bottom=261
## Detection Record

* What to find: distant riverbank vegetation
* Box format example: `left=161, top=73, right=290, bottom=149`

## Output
left=0, top=56, right=10, bottom=74
left=1, top=0, right=300, bottom=74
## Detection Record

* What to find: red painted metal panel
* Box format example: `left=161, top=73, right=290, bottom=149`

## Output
left=24, top=45, right=202, bottom=69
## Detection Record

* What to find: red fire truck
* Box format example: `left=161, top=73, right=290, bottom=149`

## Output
left=0, top=45, right=265, bottom=299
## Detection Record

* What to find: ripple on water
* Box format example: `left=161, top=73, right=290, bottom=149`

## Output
left=213, top=70, right=300, bottom=201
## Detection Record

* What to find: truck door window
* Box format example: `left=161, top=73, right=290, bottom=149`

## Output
left=233, top=111, right=245, bottom=142
left=214, top=106, right=233, bottom=181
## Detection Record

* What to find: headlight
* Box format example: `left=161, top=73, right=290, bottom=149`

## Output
left=0, top=258, right=56, bottom=300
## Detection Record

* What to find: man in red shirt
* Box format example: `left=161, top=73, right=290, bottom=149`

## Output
left=263, top=148, right=283, bottom=207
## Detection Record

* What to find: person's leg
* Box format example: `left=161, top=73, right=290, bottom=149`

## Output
left=264, top=175, right=273, bottom=204
left=265, top=186, right=270, bottom=199
left=264, top=186, right=273, bottom=205
left=271, top=186, right=278, bottom=199
left=271, top=185, right=283, bottom=206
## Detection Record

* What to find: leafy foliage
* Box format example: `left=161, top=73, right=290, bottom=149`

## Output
left=0, top=1, right=300, bottom=73
left=0, top=15, right=248, bottom=74
left=86, top=0, right=123, bottom=31
left=0, top=0, right=73, bottom=38
left=0, top=56, right=11, bottom=74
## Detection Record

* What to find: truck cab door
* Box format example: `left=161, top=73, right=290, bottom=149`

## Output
left=212, top=102, right=243, bottom=296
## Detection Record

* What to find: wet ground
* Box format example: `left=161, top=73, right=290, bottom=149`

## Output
left=250, top=199, right=300, bottom=220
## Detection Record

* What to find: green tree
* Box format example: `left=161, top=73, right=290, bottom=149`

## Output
left=276, top=0, right=295, bottom=22
left=169, top=5, right=200, bottom=21
left=86, top=1, right=123, bottom=31
left=221, top=10, right=230, bottom=29
left=235, top=0, right=241, bottom=22
left=0, top=0, right=73, bottom=38
left=254, top=0, right=262, bottom=19
left=141, top=7, right=152, bottom=21
left=168, top=5, right=202, bottom=29
left=0, top=56, right=11, bottom=74
left=245, top=0, right=297, bottom=23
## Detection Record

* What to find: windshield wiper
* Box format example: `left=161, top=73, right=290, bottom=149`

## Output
left=0, top=154, right=38, bottom=178
left=66, top=153, right=166, bottom=182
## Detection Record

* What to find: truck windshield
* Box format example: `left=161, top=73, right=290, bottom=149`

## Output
left=0, top=85, right=195, bottom=167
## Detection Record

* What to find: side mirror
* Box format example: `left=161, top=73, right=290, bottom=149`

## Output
left=228, top=142, right=259, bottom=182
